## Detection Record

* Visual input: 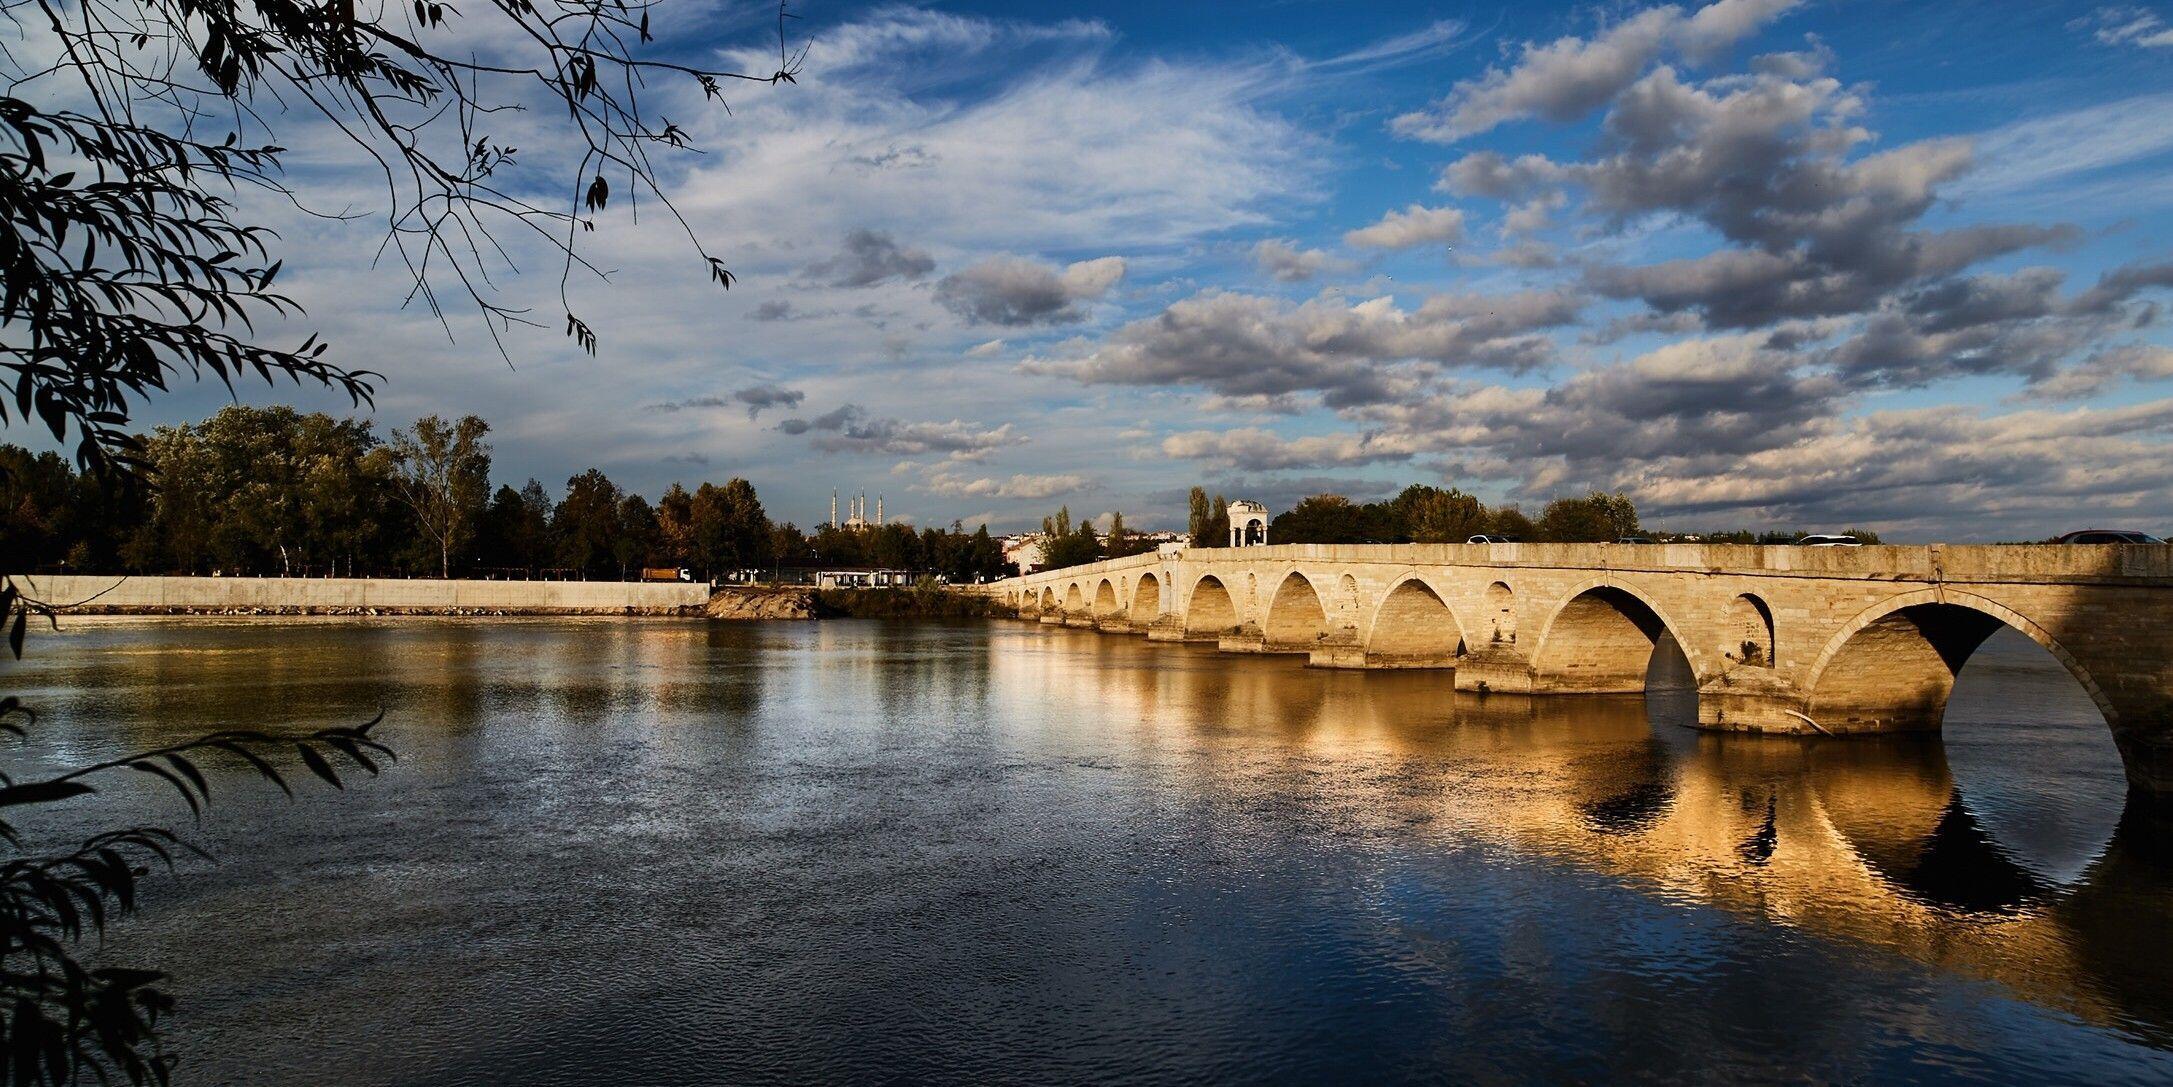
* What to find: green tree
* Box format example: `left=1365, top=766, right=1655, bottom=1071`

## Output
left=1042, top=515, right=1102, bottom=569
left=656, top=483, right=698, bottom=566
left=688, top=479, right=771, bottom=575
left=553, top=470, right=624, bottom=577
left=1490, top=506, right=1536, bottom=540
left=615, top=494, right=662, bottom=577
left=1393, top=485, right=1491, bottom=543
left=1187, top=487, right=1212, bottom=547
left=1538, top=491, right=1640, bottom=542
left=388, top=414, right=492, bottom=578
left=1271, top=494, right=1373, bottom=544
left=1206, top=494, right=1231, bottom=548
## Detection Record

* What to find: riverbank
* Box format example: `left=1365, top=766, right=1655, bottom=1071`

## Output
left=9, top=573, right=709, bottom=615
left=9, top=574, right=1003, bottom=621
left=704, top=585, right=1002, bottom=620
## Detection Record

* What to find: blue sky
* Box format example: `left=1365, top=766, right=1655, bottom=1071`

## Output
left=78, top=0, right=2173, bottom=539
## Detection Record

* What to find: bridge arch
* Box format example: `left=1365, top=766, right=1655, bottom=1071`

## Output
left=1730, top=593, right=1776, bottom=667
left=1530, top=580, right=1697, bottom=693
left=1130, top=572, right=1163, bottom=622
left=1805, top=589, right=2114, bottom=732
left=1185, top=575, right=1242, bottom=638
left=1262, top=571, right=1331, bottom=650
left=1038, top=587, right=1056, bottom=613
left=1063, top=583, right=1085, bottom=615
left=1092, top=579, right=1121, bottom=619
left=1364, top=576, right=1466, bottom=664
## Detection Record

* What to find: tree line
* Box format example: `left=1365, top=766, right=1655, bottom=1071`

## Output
left=1022, top=485, right=1882, bottom=573
left=2, top=406, right=1009, bottom=581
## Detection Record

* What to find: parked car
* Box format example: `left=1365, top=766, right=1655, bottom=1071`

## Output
left=1798, top=534, right=1862, bottom=547
left=2054, top=529, right=2166, bottom=544
left=1467, top=534, right=1522, bottom=544
left=1615, top=536, right=1655, bottom=544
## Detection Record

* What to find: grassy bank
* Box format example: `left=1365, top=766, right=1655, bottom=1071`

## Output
left=810, top=585, right=1002, bottom=618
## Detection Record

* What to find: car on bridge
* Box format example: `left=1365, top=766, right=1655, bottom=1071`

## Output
left=2054, top=529, right=2167, bottom=544
left=1798, top=534, right=1863, bottom=547
left=1467, top=534, right=1522, bottom=544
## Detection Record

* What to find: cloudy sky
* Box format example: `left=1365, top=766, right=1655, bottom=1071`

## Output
left=116, top=0, right=2173, bottom=539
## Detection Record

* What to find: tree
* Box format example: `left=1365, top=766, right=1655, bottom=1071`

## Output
left=1538, top=491, right=1641, bottom=543
left=1104, top=511, right=1136, bottom=558
left=553, top=470, right=624, bottom=577
left=656, top=483, right=698, bottom=566
left=1393, top=485, right=1491, bottom=543
left=1206, top=494, right=1231, bottom=548
left=1491, top=506, right=1536, bottom=540
left=615, top=494, right=661, bottom=577
left=127, top=406, right=397, bottom=575
left=1187, top=487, right=1212, bottom=547
left=716, top=479, right=772, bottom=571
left=388, top=415, right=492, bottom=578
left=1041, top=514, right=1102, bottom=570
left=4, top=0, right=806, bottom=1069
left=4, top=0, right=802, bottom=479
left=1271, top=494, right=1376, bottom=544
left=475, top=478, right=558, bottom=572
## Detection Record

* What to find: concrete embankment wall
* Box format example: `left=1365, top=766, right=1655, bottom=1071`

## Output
left=6, top=574, right=710, bottom=615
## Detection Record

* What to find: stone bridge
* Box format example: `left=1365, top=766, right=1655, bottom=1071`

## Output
left=984, top=542, right=2173, bottom=799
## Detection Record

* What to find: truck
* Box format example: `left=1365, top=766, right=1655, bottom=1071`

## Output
left=640, top=567, right=695, bottom=583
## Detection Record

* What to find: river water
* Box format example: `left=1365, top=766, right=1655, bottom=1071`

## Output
left=9, top=617, right=2173, bottom=1084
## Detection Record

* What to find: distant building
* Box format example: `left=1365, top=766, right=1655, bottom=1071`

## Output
left=1003, top=534, right=1046, bottom=574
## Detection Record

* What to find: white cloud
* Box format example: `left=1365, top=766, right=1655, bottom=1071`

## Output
left=1344, top=204, right=1467, bottom=249
left=1391, top=0, right=1803, bottom=142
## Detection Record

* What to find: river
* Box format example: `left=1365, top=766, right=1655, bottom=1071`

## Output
left=9, top=617, right=2173, bottom=1084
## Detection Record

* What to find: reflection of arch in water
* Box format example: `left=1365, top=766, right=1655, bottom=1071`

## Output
left=1808, top=739, right=2051, bottom=915
left=1130, top=572, right=1162, bottom=623
left=1092, top=579, right=1121, bottom=619
left=1364, top=577, right=1467, bottom=665
left=1185, top=575, right=1241, bottom=638
left=1531, top=581, right=1695, bottom=694
left=1806, top=590, right=2114, bottom=734
left=1261, top=572, right=1330, bottom=651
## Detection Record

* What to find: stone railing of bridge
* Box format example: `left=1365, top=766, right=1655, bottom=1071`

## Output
left=978, top=542, right=2173, bottom=799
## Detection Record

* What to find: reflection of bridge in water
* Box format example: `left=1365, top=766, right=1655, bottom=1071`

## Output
left=983, top=626, right=2173, bottom=1046
left=989, top=543, right=2173, bottom=801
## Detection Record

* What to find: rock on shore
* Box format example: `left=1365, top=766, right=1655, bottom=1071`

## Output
left=703, top=586, right=820, bottom=620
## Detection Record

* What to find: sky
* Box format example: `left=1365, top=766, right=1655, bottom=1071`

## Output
left=79, top=0, right=2173, bottom=540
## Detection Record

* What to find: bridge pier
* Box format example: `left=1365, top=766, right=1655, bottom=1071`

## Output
left=1697, top=670, right=1816, bottom=734
left=1453, top=646, right=1535, bottom=694
left=1145, top=615, right=1188, bottom=642
left=1310, top=648, right=1461, bottom=670
left=1218, top=622, right=1267, bottom=653
left=1097, top=618, right=1145, bottom=635
left=2113, top=714, right=2173, bottom=802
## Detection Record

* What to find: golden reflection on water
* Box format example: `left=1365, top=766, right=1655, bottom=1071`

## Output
left=986, top=621, right=2173, bottom=1044
left=16, top=615, right=2172, bottom=1057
